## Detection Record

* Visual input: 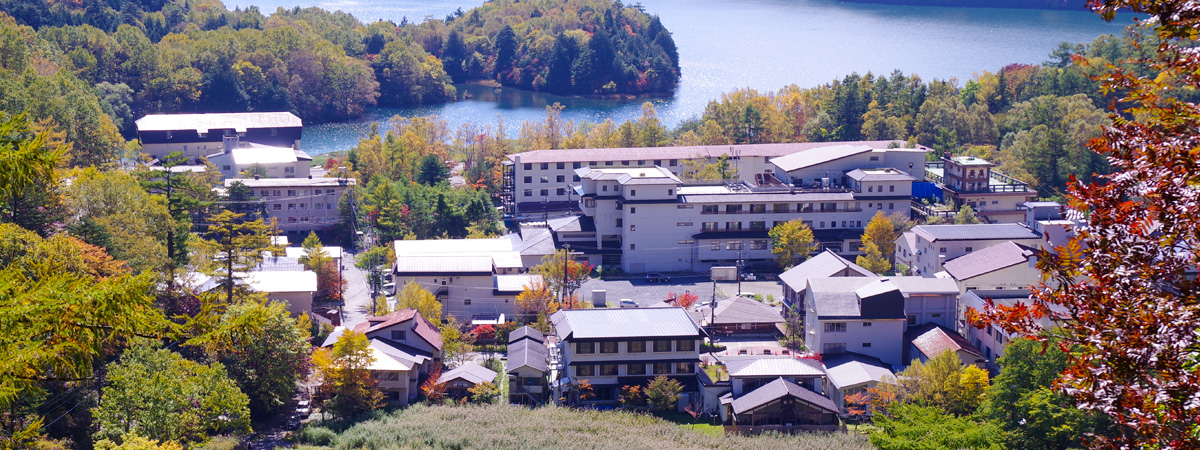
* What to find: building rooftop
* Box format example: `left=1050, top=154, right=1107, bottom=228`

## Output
left=709, top=296, right=784, bottom=325
left=806, top=278, right=906, bottom=320
left=912, top=223, right=1040, bottom=242
left=367, top=339, right=417, bottom=372
left=730, top=378, right=838, bottom=415
left=393, top=237, right=524, bottom=270
left=439, top=362, right=498, bottom=385
left=494, top=274, right=544, bottom=293
left=846, top=168, right=918, bottom=182
left=223, top=177, right=355, bottom=188
left=509, top=326, right=545, bottom=344
left=507, top=338, right=549, bottom=373
left=210, top=146, right=305, bottom=166
left=576, top=166, right=681, bottom=185
left=506, top=141, right=925, bottom=164
left=244, top=270, right=317, bottom=293
left=353, top=309, right=443, bottom=350
left=136, top=112, right=302, bottom=132
left=393, top=255, right=494, bottom=275
left=941, top=241, right=1038, bottom=281
left=905, top=323, right=983, bottom=361
left=768, top=144, right=873, bottom=172
left=721, top=355, right=825, bottom=378
left=551, top=307, right=704, bottom=340
left=284, top=246, right=344, bottom=260
left=679, top=190, right=855, bottom=204
left=949, top=155, right=994, bottom=166
left=822, top=352, right=896, bottom=390
left=779, top=250, right=877, bottom=290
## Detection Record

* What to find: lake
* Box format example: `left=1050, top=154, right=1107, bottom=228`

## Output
left=228, top=0, right=1134, bottom=154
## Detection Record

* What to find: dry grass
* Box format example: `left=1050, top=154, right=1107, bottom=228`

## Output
left=316, top=404, right=871, bottom=450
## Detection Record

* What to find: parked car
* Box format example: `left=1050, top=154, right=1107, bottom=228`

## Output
left=620, top=299, right=639, bottom=308
left=645, top=272, right=671, bottom=283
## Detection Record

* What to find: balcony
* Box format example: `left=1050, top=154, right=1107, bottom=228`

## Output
left=926, top=162, right=1033, bottom=194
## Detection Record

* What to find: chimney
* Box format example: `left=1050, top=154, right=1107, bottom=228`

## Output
left=223, top=135, right=239, bottom=154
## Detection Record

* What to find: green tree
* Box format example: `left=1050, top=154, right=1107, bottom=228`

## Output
left=876, top=350, right=990, bottom=416
left=856, top=241, right=891, bottom=274
left=0, top=114, right=68, bottom=235
left=440, top=315, right=476, bottom=367
left=531, top=249, right=593, bottom=302
left=397, top=280, right=443, bottom=326
left=870, top=404, right=1003, bottom=450
left=313, top=331, right=383, bottom=419
left=65, top=168, right=172, bottom=274
left=416, top=154, right=448, bottom=186
left=492, top=25, right=518, bottom=79
left=954, top=204, right=983, bottom=224
left=137, top=151, right=213, bottom=279
left=92, top=342, right=251, bottom=445
left=468, top=381, right=498, bottom=404
left=769, top=219, right=818, bottom=269
left=198, top=210, right=278, bottom=304
left=645, top=375, right=682, bottom=411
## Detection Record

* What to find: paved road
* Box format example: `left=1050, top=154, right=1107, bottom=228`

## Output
left=578, top=276, right=784, bottom=307
left=340, top=250, right=373, bottom=327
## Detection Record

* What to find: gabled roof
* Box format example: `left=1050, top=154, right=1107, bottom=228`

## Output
left=506, top=141, right=925, bottom=164
left=393, top=256, right=494, bottom=274
left=508, top=326, right=545, bottom=344
left=244, top=270, right=317, bottom=293
left=439, top=362, right=498, bottom=385
left=730, top=378, right=838, bottom=415
left=942, top=241, right=1038, bottom=281
left=546, top=215, right=596, bottom=233
left=514, top=227, right=557, bottom=256
left=551, top=308, right=704, bottom=340
left=822, top=352, right=896, bottom=390
left=912, top=224, right=1040, bottom=242
left=353, top=309, right=443, bottom=351
left=846, top=168, right=917, bottom=182
left=768, top=144, right=873, bottom=172
left=711, top=296, right=784, bottom=325
left=507, top=338, right=549, bottom=373
left=905, top=323, right=983, bottom=360
left=393, top=237, right=523, bottom=271
left=494, top=274, right=544, bottom=293
left=136, top=112, right=302, bottom=132
left=779, top=250, right=876, bottom=290
left=576, top=166, right=681, bottom=185
left=722, top=355, right=825, bottom=378
left=212, top=146, right=300, bottom=166
left=807, top=278, right=906, bottom=320
left=367, top=339, right=416, bottom=372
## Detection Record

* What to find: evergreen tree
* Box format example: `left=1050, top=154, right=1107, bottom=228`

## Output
left=492, top=25, right=517, bottom=79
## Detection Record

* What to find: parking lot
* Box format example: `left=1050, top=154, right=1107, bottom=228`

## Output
left=578, top=274, right=784, bottom=307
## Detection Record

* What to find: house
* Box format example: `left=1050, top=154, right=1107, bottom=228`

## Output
left=803, top=278, right=907, bottom=366
left=207, top=145, right=312, bottom=180
left=439, top=363, right=498, bottom=400
left=223, top=177, right=355, bottom=233
left=391, top=237, right=543, bottom=321
left=320, top=309, right=444, bottom=406
left=904, top=323, right=985, bottom=367
left=243, top=270, right=317, bottom=317
left=821, top=352, right=896, bottom=413
left=896, top=223, right=1042, bottom=276
left=506, top=326, right=550, bottom=405
left=699, top=296, right=784, bottom=336
left=877, top=276, right=960, bottom=331
left=957, top=290, right=1065, bottom=371
left=722, top=378, right=841, bottom=433
left=550, top=308, right=706, bottom=409
left=778, top=249, right=876, bottom=311
left=136, top=112, right=303, bottom=162
left=937, top=241, right=1041, bottom=294
left=923, top=154, right=1036, bottom=223
left=502, top=140, right=927, bottom=214
left=720, top=355, right=826, bottom=397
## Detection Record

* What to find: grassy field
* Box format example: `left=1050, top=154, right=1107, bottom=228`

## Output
left=294, top=404, right=872, bottom=450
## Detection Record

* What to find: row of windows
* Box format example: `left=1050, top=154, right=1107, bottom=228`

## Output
left=522, top=160, right=680, bottom=171
left=575, top=362, right=695, bottom=377
left=706, top=240, right=770, bottom=251
left=258, top=188, right=338, bottom=197
left=282, top=216, right=340, bottom=224
left=524, top=188, right=566, bottom=197
left=269, top=202, right=334, bottom=211
left=575, top=339, right=696, bottom=354
left=700, top=202, right=866, bottom=214
left=699, top=219, right=865, bottom=232
left=523, top=175, right=581, bottom=184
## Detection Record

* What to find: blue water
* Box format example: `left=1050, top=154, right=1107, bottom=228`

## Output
left=228, top=0, right=1134, bottom=154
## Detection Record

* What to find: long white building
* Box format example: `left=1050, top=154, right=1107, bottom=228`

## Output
left=223, top=177, right=355, bottom=233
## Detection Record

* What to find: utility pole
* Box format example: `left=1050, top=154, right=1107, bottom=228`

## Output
left=561, top=243, right=571, bottom=306
left=736, top=246, right=743, bottom=296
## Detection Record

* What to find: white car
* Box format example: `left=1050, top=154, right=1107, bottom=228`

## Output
left=620, top=299, right=639, bottom=308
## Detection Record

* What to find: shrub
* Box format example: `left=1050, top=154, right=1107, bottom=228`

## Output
left=646, top=376, right=683, bottom=411
left=295, top=426, right=337, bottom=446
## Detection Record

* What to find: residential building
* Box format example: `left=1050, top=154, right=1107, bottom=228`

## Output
left=440, top=363, right=499, bottom=400
left=550, top=308, right=706, bottom=408
left=895, top=223, right=1042, bottom=276
left=803, top=278, right=907, bottom=366
left=284, top=246, right=345, bottom=271
left=957, top=290, right=1065, bottom=371
left=136, top=112, right=303, bottom=162
left=779, top=249, right=876, bottom=311
left=698, top=296, right=784, bottom=336
left=937, top=241, right=1041, bottom=294
left=391, top=237, right=543, bottom=321
left=321, top=309, right=444, bottom=406
left=821, top=352, right=896, bottom=413
left=923, top=154, right=1036, bottom=223
left=720, top=355, right=826, bottom=397
left=564, top=164, right=915, bottom=273
left=243, top=270, right=318, bottom=317
left=722, top=378, right=841, bottom=432
left=207, top=145, right=313, bottom=180
left=904, top=323, right=986, bottom=367
left=223, top=177, right=355, bottom=233
left=879, top=276, right=960, bottom=331
left=507, top=326, right=550, bottom=405
left=502, top=140, right=927, bottom=214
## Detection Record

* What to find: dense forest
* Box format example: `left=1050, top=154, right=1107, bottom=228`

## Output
left=0, top=0, right=676, bottom=132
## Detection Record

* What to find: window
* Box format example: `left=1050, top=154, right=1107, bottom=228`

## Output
left=749, top=204, right=766, bottom=213
left=577, top=365, right=595, bottom=377
left=524, top=163, right=532, bottom=170
left=599, top=364, right=618, bottom=376
left=573, top=175, right=581, bottom=182
left=637, top=160, right=646, bottom=165
left=819, top=221, right=825, bottom=228
left=557, top=175, right=565, bottom=183
left=773, top=203, right=789, bottom=213
left=869, top=156, right=879, bottom=161
left=654, top=340, right=673, bottom=352
left=939, top=247, right=948, bottom=253
left=630, top=189, right=636, bottom=196
left=627, top=363, right=646, bottom=375
left=630, top=207, right=636, bottom=214
left=653, top=363, right=671, bottom=374
left=629, top=243, right=636, bottom=250
left=676, top=339, right=695, bottom=351
left=391, top=330, right=406, bottom=340
left=314, top=203, right=324, bottom=210
left=287, top=190, right=297, bottom=196
left=965, top=247, right=973, bottom=252
left=326, top=189, right=335, bottom=194
left=628, top=341, right=646, bottom=353
left=863, top=322, right=872, bottom=327
left=524, top=377, right=540, bottom=386
left=889, top=185, right=895, bottom=192
left=726, top=204, right=742, bottom=214
left=863, top=342, right=872, bottom=348
left=749, top=221, right=766, bottom=230
left=725, top=222, right=742, bottom=231
left=585, top=198, right=596, bottom=208
left=676, top=222, right=693, bottom=226
left=907, top=315, right=917, bottom=326
left=540, top=163, right=548, bottom=170
left=605, top=161, right=614, bottom=166
left=557, top=162, right=565, bottom=169
left=540, top=189, right=549, bottom=196
left=573, top=162, right=582, bottom=169
left=273, top=204, right=282, bottom=211
left=577, top=342, right=595, bottom=354
left=751, top=240, right=768, bottom=250
left=464, top=299, right=472, bottom=305
left=287, top=203, right=296, bottom=210
left=669, top=159, right=678, bottom=166
left=590, top=161, right=598, bottom=166
left=823, top=343, right=846, bottom=353
left=556, top=188, right=565, bottom=196
left=260, top=190, right=269, bottom=196
left=675, top=362, right=694, bottom=374
left=524, top=189, right=533, bottom=197
left=726, top=241, right=743, bottom=250
left=653, top=160, right=662, bottom=166
left=616, top=219, right=623, bottom=228
left=889, top=202, right=895, bottom=209
left=868, top=186, right=874, bottom=192
left=710, top=241, right=721, bottom=251
left=702, top=205, right=719, bottom=214
left=622, top=160, right=630, bottom=165
left=540, top=176, right=549, bottom=183
left=824, top=322, right=847, bottom=332
left=222, top=165, right=232, bottom=171
left=702, top=222, right=718, bottom=232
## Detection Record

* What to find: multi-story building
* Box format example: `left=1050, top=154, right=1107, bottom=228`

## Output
left=937, top=241, right=1042, bottom=294
left=550, top=308, right=706, bottom=408
left=894, top=223, right=1042, bottom=276
left=562, top=164, right=915, bottom=273
left=779, top=249, right=877, bottom=311
left=803, top=278, right=908, bottom=366
left=321, top=309, right=444, bottom=406
left=769, top=144, right=925, bottom=188
left=222, top=177, right=355, bottom=233
left=923, top=154, right=1036, bottom=223
left=207, top=144, right=313, bottom=180
left=390, top=237, right=543, bottom=321
left=136, top=112, right=303, bottom=162
left=502, top=140, right=928, bottom=214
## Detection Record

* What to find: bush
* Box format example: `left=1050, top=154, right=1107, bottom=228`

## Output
left=295, top=425, right=338, bottom=446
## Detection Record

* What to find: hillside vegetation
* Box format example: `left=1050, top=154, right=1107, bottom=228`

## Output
left=296, top=404, right=871, bottom=450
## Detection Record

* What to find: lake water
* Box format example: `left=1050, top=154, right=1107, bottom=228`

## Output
left=229, top=0, right=1133, bottom=154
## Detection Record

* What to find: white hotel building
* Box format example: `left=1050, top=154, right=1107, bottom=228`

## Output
left=561, top=162, right=919, bottom=273
left=223, top=177, right=355, bottom=233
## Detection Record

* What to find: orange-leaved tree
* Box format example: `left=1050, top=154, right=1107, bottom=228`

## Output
left=972, top=1, right=1200, bottom=447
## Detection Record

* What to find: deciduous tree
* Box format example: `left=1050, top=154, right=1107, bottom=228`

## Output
left=313, top=331, right=383, bottom=419
left=397, top=280, right=443, bottom=326
left=532, top=249, right=593, bottom=302
left=645, top=375, right=682, bottom=411
left=769, top=219, right=817, bottom=269
left=197, top=210, right=278, bottom=304
left=515, top=279, right=559, bottom=316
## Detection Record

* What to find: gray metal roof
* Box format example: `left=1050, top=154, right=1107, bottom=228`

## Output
left=942, top=241, right=1038, bottom=281
left=807, top=278, right=906, bottom=320
left=846, top=168, right=917, bottom=182
left=223, top=177, right=356, bottom=188
left=494, top=274, right=543, bottom=293
left=506, top=140, right=925, bottom=164
left=508, top=326, right=545, bottom=344
left=730, top=378, right=838, bottom=415
left=136, top=112, right=302, bottom=132
left=393, top=256, right=493, bottom=274
left=822, top=352, right=897, bottom=390
left=506, top=338, right=548, bottom=373
left=551, top=307, right=703, bottom=340
left=679, top=191, right=854, bottom=204
left=779, top=250, right=876, bottom=289
left=912, top=223, right=1040, bottom=242
left=722, top=355, right=825, bottom=378
left=769, top=144, right=873, bottom=172
left=883, top=276, right=961, bottom=295
left=439, top=362, right=498, bottom=385
left=712, top=296, right=784, bottom=325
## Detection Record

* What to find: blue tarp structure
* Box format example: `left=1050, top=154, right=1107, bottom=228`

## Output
left=912, top=182, right=943, bottom=202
